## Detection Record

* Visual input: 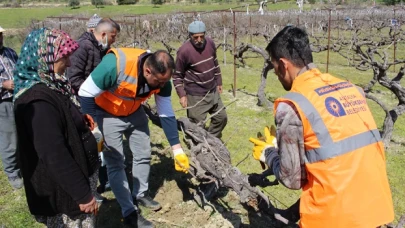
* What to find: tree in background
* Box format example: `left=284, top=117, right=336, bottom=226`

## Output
left=2, top=0, right=23, bottom=7
left=382, top=0, right=400, bottom=5
left=91, top=0, right=105, bottom=8
left=117, top=0, right=138, bottom=4
left=151, top=0, right=163, bottom=6
left=68, top=0, right=80, bottom=8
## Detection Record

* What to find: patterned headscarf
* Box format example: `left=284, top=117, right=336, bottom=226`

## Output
left=13, top=28, right=80, bottom=106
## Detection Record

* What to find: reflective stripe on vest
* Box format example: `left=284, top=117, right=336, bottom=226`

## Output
left=283, top=92, right=381, bottom=163
left=107, top=48, right=138, bottom=95
left=95, top=48, right=160, bottom=116
left=116, top=48, right=137, bottom=85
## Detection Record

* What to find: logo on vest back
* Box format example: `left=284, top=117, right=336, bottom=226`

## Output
left=325, top=97, right=346, bottom=117
left=325, top=94, right=368, bottom=117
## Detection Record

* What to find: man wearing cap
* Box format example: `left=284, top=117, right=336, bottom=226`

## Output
left=173, top=20, right=227, bottom=138
left=87, top=14, right=102, bottom=33
left=68, top=18, right=120, bottom=95
left=0, top=26, right=22, bottom=189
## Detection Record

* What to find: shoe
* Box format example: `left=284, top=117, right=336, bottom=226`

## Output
left=97, top=185, right=105, bottom=194
left=124, top=210, right=138, bottom=227
left=8, top=176, right=23, bottom=189
left=135, top=195, right=162, bottom=211
left=97, top=181, right=111, bottom=194
left=137, top=212, right=154, bottom=228
left=124, top=210, right=154, bottom=228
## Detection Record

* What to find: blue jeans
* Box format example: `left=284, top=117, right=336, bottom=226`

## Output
left=97, top=107, right=151, bottom=217
left=0, top=100, right=20, bottom=178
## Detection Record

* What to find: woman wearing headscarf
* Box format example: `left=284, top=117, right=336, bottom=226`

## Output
left=13, top=28, right=100, bottom=227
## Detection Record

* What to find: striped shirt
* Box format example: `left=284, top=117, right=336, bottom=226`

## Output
left=0, top=47, right=18, bottom=100
left=173, top=37, right=222, bottom=97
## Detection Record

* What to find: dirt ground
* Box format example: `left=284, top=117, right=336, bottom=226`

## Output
left=94, top=132, right=284, bottom=228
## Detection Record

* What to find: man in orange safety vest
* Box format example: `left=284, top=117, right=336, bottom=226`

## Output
left=249, top=26, right=394, bottom=228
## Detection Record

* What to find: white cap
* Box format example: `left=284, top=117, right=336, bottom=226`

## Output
left=87, top=14, right=102, bottom=29
left=0, top=26, right=6, bottom=33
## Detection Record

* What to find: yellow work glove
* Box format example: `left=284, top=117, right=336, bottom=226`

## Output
left=249, top=126, right=277, bottom=162
left=173, top=148, right=190, bottom=173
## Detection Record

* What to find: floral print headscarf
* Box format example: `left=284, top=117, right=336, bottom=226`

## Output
left=13, top=28, right=80, bottom=106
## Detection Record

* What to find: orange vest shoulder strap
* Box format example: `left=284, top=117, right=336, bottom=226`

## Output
left=107, top=48, right=120, bottom=75
left=106, top=48, right=147, bottom=75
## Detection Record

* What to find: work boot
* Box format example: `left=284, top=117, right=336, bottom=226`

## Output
left=135, top=195, right=162, bottom=211
left=8, top=176, right=23, bottom=189
left=97, top=181, right=111, bottom=194
left=124, top=210, right=154, bottom=228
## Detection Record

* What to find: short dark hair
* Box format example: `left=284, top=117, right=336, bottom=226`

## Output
left=266, top=26, right=313, bottom=68
left=96, top=18, right=121, bottom=33
left=146, top=50, right=175, bottom=75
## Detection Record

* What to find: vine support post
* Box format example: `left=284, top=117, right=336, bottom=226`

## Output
left=133, top=17, right=136, bottom=48
left=337, top=13, right=340, bottom=39
left=249, top=15, right=252, bottom=43
left=138, top=16, right=141, bottom=43
left=394, top=8, right=397, bottom=72
left=326, top=9, right=331, bottom=73
left=233, top=11, right=237, bottom=98
left=224, top=27, right=227, bottom=66
left=223, top=13, right=227, bottom=66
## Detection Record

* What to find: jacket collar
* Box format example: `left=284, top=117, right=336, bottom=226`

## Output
left=292, top=63, right=322, bottom=88
left=79, top=32, right=103, bottom=51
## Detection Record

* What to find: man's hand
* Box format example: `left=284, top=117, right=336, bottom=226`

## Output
left=249, top=138, right=271, bottom=162
left=2, top=80, right=14, bottom=90
left=79, top=197, right=98, bottom=215
left=180, top=96, right=187, bottom=108
left=173, top=148, right=189, bottom=173
left=249, top=126, right=277, bottom=162
left=84, top=114, right=95, bottom=131
left=217, top=85, right=223, bottom=94
left=263, top=125, right=277, bottom=146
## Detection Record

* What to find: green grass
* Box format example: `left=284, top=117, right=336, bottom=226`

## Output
left=1, top=49, right=405, bottom=227
left=0, top=171, right=43, bottom=228
left=1, top=3, right=405, bottom=227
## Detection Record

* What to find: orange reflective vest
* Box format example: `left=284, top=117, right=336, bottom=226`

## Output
left=95, top=48, right=160, bottom=116
left=274, top=68, right=394, bottom=228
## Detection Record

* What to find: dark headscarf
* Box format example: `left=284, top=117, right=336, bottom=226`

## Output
left=13, top=28, right=79, bottom=106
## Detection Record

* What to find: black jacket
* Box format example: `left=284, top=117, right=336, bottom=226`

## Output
left=67, top=32, right=106, bottom=95
left=14, top=84, right=99, bottom=217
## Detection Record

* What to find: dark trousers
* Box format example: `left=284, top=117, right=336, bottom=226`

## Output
left=99, top=166, right=108, bottom=187
left=187, top=91, right=228, bottom=138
